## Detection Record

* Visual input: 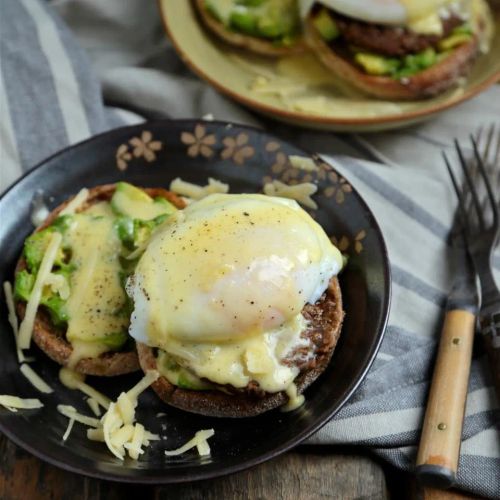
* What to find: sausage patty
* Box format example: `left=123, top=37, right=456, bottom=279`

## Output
left=333, top=12, right=464, bottom=56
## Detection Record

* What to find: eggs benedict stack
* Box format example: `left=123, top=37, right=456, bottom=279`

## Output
left=128, top=193, right=344, bottom=417
left=14, top=184, right=184, bottom=376
left=194, top=0, right=306, bottom=56
left=302, top=0, right=493, bottom=99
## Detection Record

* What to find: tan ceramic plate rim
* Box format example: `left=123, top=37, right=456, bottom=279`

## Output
left=159, top=0, right=500, bottom=127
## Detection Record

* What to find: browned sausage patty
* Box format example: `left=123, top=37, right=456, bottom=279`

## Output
left=333, top=13, right=464, bottom=57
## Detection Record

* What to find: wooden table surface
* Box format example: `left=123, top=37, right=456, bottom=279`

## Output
left=0, top=434, right=390, bottom=500
left=1, top=434, right=481, bottom=499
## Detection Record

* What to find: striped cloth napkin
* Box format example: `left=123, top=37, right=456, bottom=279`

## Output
left=1, top=0, right=499, bottom=496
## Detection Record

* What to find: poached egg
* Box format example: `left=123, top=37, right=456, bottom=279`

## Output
left=127, top=193, right=343, bottom=393
left=300, top=0, right=468, bottom=33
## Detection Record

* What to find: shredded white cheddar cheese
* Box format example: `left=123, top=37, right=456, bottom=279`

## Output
left=0, top=395, right=43, bottom=410
left=169, top=177, right=229, bottom=201
left=59, top=368, right=111, bottom=410
left=288, top=156, right=319, bottom=172
left=100, top=370, right=160, bottom=460
left=62, top=417, right=75, bottom=442
left=87, top=427, right=105, bottom=442
left=18, top=232, right=63, bottom=350
left=57, top=404, right=100, bottom=427
left=263, top=180, right=318, bottom=209
left=59, top=188, right=89, bottom=216
left=3, top=281, right=30, bottom=363
left=86, top=398, right=101, bottom=417
left=20, top=364, right=53, bottom=394
left=124, top=423, right=146, bottom=460
left=165, top=429, right=215, bottom=457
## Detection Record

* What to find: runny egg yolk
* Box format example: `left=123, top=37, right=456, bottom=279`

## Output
left=127, top=193, right=343, bottom=392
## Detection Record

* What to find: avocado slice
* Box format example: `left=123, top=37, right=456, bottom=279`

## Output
left=111, top=182, right=177, bottom=221
left=14, top=270, right=35, bottom=302
left=230, top=7, right=258, bottom=35
left=313, top=9, right=339, bottom=41
left=99, top=330, right=128, bottom=350
left=438, top=33, right=471, bottom=51
left=354, top=52, right=401, bottom=76
left=115, top=213, right=169, bottom=251
left=24, top=227, right=68, bottom=273
left=42, top=294, right=69, bottom=326
left=205, top=0, right=234, bottom=23
left=15, top=269, right=70, bottom=326
left=158, top=351, right=213, bottom=390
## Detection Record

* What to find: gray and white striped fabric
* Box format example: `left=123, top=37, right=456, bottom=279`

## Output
left=1, top=0, right=499, bottom=496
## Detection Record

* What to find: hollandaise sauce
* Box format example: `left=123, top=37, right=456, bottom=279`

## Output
left=14, top=183, right=178, bottom=365
left=128, top=193, right=343, bottom=400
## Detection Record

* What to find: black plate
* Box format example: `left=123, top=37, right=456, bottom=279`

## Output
left=0, top=120, right=390, bottom=483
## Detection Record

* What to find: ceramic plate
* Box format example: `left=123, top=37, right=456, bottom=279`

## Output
left=159, top=0, right=500, bottom=132
left=0, top=120, right=390, bottom=482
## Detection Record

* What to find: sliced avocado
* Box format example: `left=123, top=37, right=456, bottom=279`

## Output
left=237, top=0, right=265, bottom=6
left=177, top=371, right=213, bottom=390
left=15, top=268, right=69, bottom=325
left=41, top=294, right=69, bottom=326
left=14, top=270, right=35, bottom=302
left=257, top=16, right=286, bottom=38
left=230, top=7, right=258, bottom=35
left=99, top=330, right=128, bottom=350
left=111, top=182, right=177, bottom=221
left=114, top=216, right=136, bottom=250
left=157, top=351, right=212, bottom=390
left=438, top=32, right=471, bottom=51
left=414, top=47, right=437, bottom=68
left=24, top=228, right=67, bottom=272
left=51, top=215, right=75, bottom=233
left=205, top=0, right=234, bottom=24
left=354, top=52, right=400, bottom=76
left=452, top=23, right=473, bottom=36
left=392, top=47, right=437, bottom=78
left=153, top=197, right=177, bottom=215
left=313, top=9, right=339, bottom=41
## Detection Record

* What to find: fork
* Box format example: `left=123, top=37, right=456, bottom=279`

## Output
left=416, top=125, right=500, bottom=488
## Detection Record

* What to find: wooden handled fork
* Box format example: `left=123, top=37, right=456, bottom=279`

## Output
left=416, top=124, right=500, bottom=488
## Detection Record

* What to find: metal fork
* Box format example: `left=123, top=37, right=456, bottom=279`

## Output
left=416, top=126, right=500, bottom=489
left=445, top=130, right=500, bottom=321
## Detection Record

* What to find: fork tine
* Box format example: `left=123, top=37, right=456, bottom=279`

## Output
left=493, top=123, right=500, bottom=169
left=471, top=136, right=499, bottom=226
left=443, top=151, right=470, bottom=234
left=481, top=124, right=494, bottom=164
left=454, top=139, right=486, bottom=231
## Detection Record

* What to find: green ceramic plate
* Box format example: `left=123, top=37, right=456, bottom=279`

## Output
left=159, top=0, right=500, bottom=132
